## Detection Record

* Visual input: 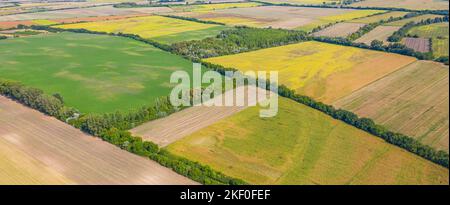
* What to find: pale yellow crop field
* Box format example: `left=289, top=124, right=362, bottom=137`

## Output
left=299, top=9, right=384, bottom=31
left=55, top=15, right=220, bottom=39
left=205, top=41, right=416, bottom=103
left=173, top=2, right=262, bottom=12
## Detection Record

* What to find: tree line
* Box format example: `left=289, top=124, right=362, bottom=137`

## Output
left=0, top=79, right=247, bottom=185
left=171, top=26, right=311, bottom=60
left=346, top=12, right=423, bottom=41
left=22, top=24, right=449, bottom=168
left=388, top=16, right=449, bottom=42
left=250, top=0, right=449, bottom=15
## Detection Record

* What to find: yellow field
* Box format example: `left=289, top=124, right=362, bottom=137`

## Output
left=55, top=15, right=220, bottom=39
left=298, top=9, right=384, bottom=31
left=32, top=19, right=57, bottom=25
left=202, top=16, right=266, bottom=27
left=173, top=2, right=262, bottom=12
left=205, top=41, right=416, bottom=103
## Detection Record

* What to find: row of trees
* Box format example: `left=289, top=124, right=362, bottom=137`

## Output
left=313, top=35, right=434, bottom=60
left=0, top=35, right=6, bottom=40
left=24, top=24, right=449, bottom=168
left=346, top=12, right=423, bottom=41
left=161, top=15, right=226, bottom=25
left=274, top=85, right=449, bottom=168
left=171, top=26, right=310, bottom=59
left=0, top=79, right=247, bottom=185
left=388, top=16, right=449, bottom=42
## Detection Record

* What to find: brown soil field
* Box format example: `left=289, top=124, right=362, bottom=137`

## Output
left=131, top=86, right=270, bottom=147
left=0, top=5, right=172, bottom=21
left=312, top=22, right=366, bottom=38
left=0, top=14, right=148, bottom=29
left=403, top=37, right=430, bottom=52
left=354, top=25, right=401, bottom=45
left=333, top=61, right=449, bottom=152
left=0, top=96, right=197, bottom=185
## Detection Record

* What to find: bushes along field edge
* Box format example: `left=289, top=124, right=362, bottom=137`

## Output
left=0, top=79, right=248, bottom=185
left=5, top=25, right=449, bottom=169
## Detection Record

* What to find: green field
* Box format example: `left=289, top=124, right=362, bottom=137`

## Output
left=408, top=22, right=449, bottom=57
left=167, top=97, right=449, bottom=185
left=0, top=32, right=195, bottom=113
left=349, top=11, right=409, bottom=24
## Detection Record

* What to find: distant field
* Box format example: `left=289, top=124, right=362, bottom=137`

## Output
left=259, top=0, right=341, bottom=5
left=176, top=6, right=383, bottom=31
left=0, top=96, right=196, bottom=185
left=402, top=37, right=431, bottom=52
left=350, top=0, right=449, bottom=10
left=312, top=22, right=366, bottom=38
left=0, top=5, right=172, bottom=21
left=131, top=86, right=267, bottom=147
left=354, top=25, right=401, bottom=44
left=167, top=97, right=449, bottom=185
left=0, top=32, right=195, bottom=113
left=385, top=14, right=445, bottom=26
left=55, top=15, right=227, bottom=44
left=171, top=2, right=262, bottom=12
left=0, top=14, right=147, bottom=30
left=205, top=41, right=416, bottom=103
left=334, top=61, right=449, bottom=152
left=349, top=11, right=409, bottom=24
left=408, top=22, right=449, bottom=57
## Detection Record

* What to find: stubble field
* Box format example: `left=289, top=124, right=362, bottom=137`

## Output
left=205, top=41, right=416, bottom=103
left=0, top=96, right=197, bottom=185
left=54, top=15, right=228, bottom=44
left=334, top=61, right=449, bottom=152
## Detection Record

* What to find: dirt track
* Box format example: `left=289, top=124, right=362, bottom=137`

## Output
left=0, top=96, right=197, bottom=185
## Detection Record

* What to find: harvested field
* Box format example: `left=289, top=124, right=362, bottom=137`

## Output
left=175, top=6, right=383, bottom=31
left=205, top=41, right=417, bottom=103
left=0, top=14, right=148, bottom=30
left=131, top=86, right=268, bottom=147
left=312, top=22, right=366, bottom=38
left=354, top=25, right=401, bottom=44
left=54, top=15, right=227, bottom=44
left=408, top=22, right=449, bottom=57
left=349, top=11, right=410, bottom=24
left=0, top=32, right=196, bottom=113
left=167, top=97, right=449, bottom=185
left=171, top=2, right=262, bottom=12
left=350, top=0, right=449, bottom=10
left=385, top=14, right=445, bottom=26
left=333, top=61, right=449, bottom=152
left=0, top=5, right=172, bottom=21
left=402, top=37, right=430, bottom=52
left=0, top=96, right=197, bottom=185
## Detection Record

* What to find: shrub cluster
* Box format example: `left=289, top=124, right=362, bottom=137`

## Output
left=171, top=26, right=311, bottom=59
left=0, top=79, right=247, bottom=185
